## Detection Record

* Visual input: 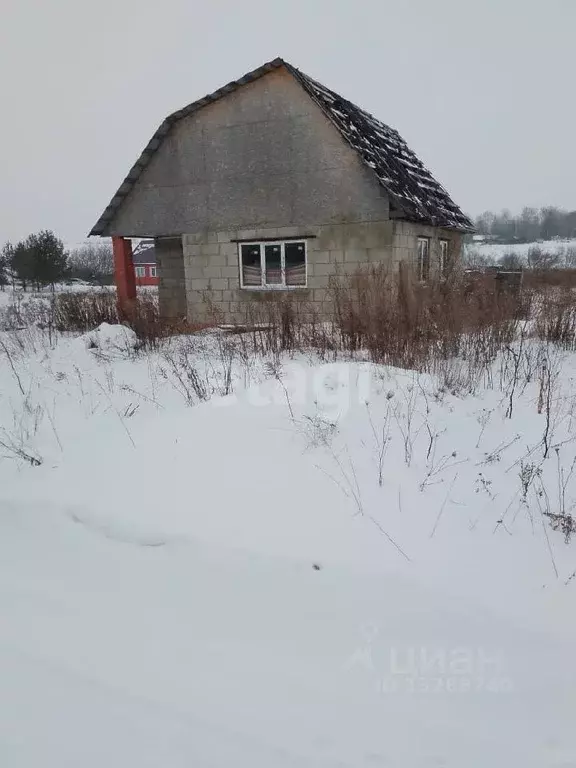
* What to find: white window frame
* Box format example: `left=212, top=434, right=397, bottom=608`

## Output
left=238, top=240, right=308, bottom=290
left=150, top=266, right=157, bottom=278
left=135, top=266, right=146, bottom=278
left=439, top=239, right=449, bottom=278
left=417, top=237, right=430, bottom=281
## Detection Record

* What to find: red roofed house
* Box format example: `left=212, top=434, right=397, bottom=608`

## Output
left=132, top=241, right=159, bottom=287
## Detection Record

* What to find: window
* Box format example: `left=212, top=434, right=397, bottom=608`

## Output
left=150, top=266, right=157, bottom=278
left=135, top=266, right=145, bottom=278
left=417, top=237, right=430, bottom=281
left=239, top=241, right=307, bottom=289
left=439, top=240, right=449, bottom=278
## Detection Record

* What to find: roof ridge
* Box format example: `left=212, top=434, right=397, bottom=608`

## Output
left=90, top=58, right=472, bottom=236
left=287, top=63, right=401, bottom=135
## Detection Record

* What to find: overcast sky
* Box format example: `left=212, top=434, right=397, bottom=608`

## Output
left=1, top=0, right=574, bottom=247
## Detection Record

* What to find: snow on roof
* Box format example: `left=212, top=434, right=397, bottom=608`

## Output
left=90, top=58, right=473, bottom=236
left=132, top=246, right=156, bottom=265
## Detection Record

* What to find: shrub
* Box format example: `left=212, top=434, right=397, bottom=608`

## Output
left=329, top=264, right=521, bottom=372
left=533, top=288, right=576, bottom=349
left=53, top=291, right=118, bottom=332
left=52, top=290, right=207, bottom=349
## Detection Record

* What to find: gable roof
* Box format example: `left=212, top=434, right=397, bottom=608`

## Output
left=90, top=58, right=473, bottom=236
left=132, top=245, right=156, bottom=265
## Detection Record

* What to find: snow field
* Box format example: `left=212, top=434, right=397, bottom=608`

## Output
left=1, top=319, right=575, bottom=766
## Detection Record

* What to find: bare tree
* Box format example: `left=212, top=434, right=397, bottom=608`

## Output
left=473, top=206, right=576, bottom=243
left=526, top=245, right=559, bottom=271
left=462, top=248, right=496, bottom=269
left=563, top=246, right=576, bottom=268
left=69, top=241, right=114, bottom=285
left=499, top=252, right=524, bottom=270
left=518, top=207, right=540, bottom=242
left=474, top=211, right=496, bottom=235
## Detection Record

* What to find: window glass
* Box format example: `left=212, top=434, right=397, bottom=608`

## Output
left=440, top=240, right=449, bottom=277
left=264, top=244, right=282, bottom=285
left=239, top=240, right=308, bottom=288
left=241, top=244, right=262, bottom=286
left=285, top=242, right=306, bottom=286
left=418, top=238, right=430, bottom=281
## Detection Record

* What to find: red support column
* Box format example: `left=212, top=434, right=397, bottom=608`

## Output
left=112, top=236, right=136, bottom=318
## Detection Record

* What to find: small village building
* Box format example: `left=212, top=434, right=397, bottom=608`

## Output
left=132, top=241, right=159, bottom=287
left=91, top=58, right=472, bottom=322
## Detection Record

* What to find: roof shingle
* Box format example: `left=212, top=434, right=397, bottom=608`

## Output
left=288, top=66, right=472, bottom=231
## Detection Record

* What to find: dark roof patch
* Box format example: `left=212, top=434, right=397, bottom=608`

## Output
left=132, top=240, right=156, bottom=264
left=90, top=58, right=472, bottom=236
left=132, top=246, right=156, bottom=265
left=287, top=67, right=472, bottom=230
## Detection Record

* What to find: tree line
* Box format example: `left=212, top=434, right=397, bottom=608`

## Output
left=474, top=207, right=576, bottom=242
left=464, top=243, right=576, bottom=271
left=0, top=232, right=113, bottom=291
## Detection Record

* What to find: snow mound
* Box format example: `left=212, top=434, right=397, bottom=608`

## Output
left=80, top=323, right=138, bottom=354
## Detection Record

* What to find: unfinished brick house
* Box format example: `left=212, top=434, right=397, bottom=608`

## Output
left=90, top=58, right=473, bottom=323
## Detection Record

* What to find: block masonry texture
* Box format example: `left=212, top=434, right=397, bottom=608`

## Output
left=155, top=237, right=187, bottom=319
left=173, top=222, right=462, bottom=323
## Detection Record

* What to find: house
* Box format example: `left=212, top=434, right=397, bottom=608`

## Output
left=132, top=241, right=159, bottom=286
left=91, top=58, right=473, bottom=323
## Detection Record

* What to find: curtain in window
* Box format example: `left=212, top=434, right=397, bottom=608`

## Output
left=285, top=242, right=306, bottom=286
left=241, top=244, right=262, bottom=286
left=264, top=244, right=282, bottom=284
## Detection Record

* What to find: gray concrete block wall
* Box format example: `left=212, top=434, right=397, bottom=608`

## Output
left=108, top=67, right=389, bottom=238
left=392, top=221, right=463, bottom=277
left=161, top=220, right=463, bottom=324
left=155, top=236, right=187, bottom=319
left=181, top=221, right=401, bottom=323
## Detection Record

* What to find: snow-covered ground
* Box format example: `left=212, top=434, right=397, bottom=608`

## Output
left=466, top=237, right=576, bottom=263
left=0, top=282, right=112, bottom=318
left=0, top=283, right=155, bottom=309
left=0, top=284, right=155, bottom=332
left=0, top=280, right=105, bottom=301
left=1, top=320, right=576, bottom=766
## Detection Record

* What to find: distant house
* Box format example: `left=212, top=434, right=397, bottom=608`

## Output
left=91, top=58, right=472, bottom=323
left=132, top=242, right=159, bottom=286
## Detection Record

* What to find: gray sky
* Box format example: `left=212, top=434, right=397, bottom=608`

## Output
left=1, top=0, right=574, bottom=247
